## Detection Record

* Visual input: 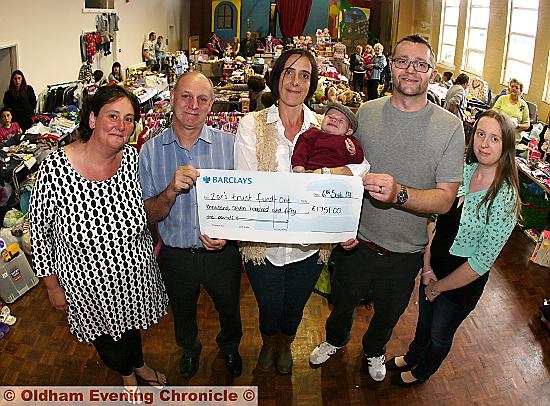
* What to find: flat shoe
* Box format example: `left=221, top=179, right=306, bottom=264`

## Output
left=385, top=356, right=414, bottom=372
left=136, top=369, right=166, bottom=389
left=391, top=372, right=424, bottom=386
left=0, top=323, right=10, bottom=334
left=0, top=306, right=10, bottom=318
left=0, top=315, right=16, bottom=326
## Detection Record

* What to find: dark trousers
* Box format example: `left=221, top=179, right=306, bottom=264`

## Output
left=158, top=244, right=243, bottom=356
left=326, top=245, right=422, bottom=356
left=245, top=254, right=323, bottom=336
left=366, top=79, right=381, bottom=100
left=404, top=284, right=476, bottom=381
left=352, top=72, right=365, bottom=93
left=92, top=329, right=144, bottom=376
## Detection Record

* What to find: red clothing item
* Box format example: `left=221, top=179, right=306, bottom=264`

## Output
left=291, top=127, right=364, bottom=171
left=0, top=122, right=21, bottom=142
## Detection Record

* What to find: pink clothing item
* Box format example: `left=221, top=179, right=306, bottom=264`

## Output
left=291, top=127, right=364, bottom=171
left=0, top=122, right=20, bottom=142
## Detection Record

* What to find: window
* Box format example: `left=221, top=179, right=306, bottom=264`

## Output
left=463, top=0, right=490, bottom=74
left=438, top=0, right=460, bottom=66
left=84, top=0, right=114, bottom=11
left=544, top=51, right=550, bottom=104
left=217, top=4, right=233, bottom=29
left=503, top=0, right=540, bottom=92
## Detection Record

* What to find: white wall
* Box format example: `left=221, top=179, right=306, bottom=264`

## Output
left=0, top=0, right=189, bottom=98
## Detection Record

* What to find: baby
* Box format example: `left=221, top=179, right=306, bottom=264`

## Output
left=292, top=103, right=364, bottom=173
left=0, top=107, right=22, bottom=142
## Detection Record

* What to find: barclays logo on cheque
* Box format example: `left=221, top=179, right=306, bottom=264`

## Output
left=202, top=176, right=253, bottom=185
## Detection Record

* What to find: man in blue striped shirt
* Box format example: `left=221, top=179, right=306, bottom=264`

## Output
left=139, top=71, right=242, bottom=379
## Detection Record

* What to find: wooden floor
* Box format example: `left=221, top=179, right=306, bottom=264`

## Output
left=1, top=230, right=550, bottom=405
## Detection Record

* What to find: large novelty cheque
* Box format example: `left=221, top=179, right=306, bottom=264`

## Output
left=196, top=169, right=364, bottom=244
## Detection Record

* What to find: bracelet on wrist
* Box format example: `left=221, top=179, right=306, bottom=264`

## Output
left=421, top=270, right=433, bottom=276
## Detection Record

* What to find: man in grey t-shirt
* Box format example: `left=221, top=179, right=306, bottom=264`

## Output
left=310, top=35, right=465, bottom=383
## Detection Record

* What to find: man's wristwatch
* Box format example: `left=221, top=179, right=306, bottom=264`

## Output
left=321, top=167, right=331, bottom=174
left=395, top=184, right=408, bottom=205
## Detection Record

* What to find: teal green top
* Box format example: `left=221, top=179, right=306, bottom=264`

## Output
left=449, top=163, right=518, bottom=276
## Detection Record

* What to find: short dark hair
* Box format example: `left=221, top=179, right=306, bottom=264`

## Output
left=261, top=92, right=274, bottom=109
left=268, top=49, right=318, bottom=104
left=392, top=34, right=435, bottom=67
left=93, top=70, right=104, bottom=83
left=0, top=107, right=12, bottom=116
left=443, top=71, right=453, bottom=80
left=454, top=73, right=469, bottom=85
left=247, top=76, right=266, bottom=92
left=149, top=32, right=156, bottom=40
left=78, top=85, right=141, bottom=143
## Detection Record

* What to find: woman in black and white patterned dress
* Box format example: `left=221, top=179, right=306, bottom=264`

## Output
left=29, top=86, right=168, bottom=394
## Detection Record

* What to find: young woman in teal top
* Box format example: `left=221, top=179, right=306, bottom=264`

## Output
left=387, top=109, right=521, bottom=385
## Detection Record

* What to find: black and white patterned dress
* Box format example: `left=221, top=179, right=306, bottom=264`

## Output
left=29, top=144, right=168, bottom=343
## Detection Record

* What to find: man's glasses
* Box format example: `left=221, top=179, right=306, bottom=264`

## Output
left=392, top=58, right=433, bottom=73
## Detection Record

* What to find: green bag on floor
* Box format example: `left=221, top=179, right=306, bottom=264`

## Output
left=314, top=264, right=331, bottom=298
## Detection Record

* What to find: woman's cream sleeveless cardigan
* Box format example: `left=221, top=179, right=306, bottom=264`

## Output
left=239, top=108, right=331, bottom=265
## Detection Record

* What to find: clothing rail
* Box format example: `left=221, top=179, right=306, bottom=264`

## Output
left=47, top=80, right=81, bottom=89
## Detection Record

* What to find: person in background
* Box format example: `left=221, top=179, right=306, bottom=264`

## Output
left=143, top=32, right=157, bottom=67
left=380, top=55, right=393, bottom=96
left=365, top=43, right=387, bottom=100
left=493, top=78, right=530, bottom=141
left=350, top=45, right=366, bottom=95
left=139, top=71, right=243, bottom=380
left=155, top=35, right=167, bottom=67
left=0, top=107, right=22, bottom=142
left=388, top=109, right=520, bottom=385
left=444, top=73, right=470, bottom=122
left=235, top=49, right=369, bottom=376
left=92, top=70, right=107, bottom=86
left=441, top=71, right=453, bottom=89
left=310, top=34, right=465, bottom=383
left=216, top=76, right=269, bottom=112
left=108, top=62, right=126, bottom=84
left=207, top=32, right=224, bottom=59
left=3, top=70, right=37, bottom=132
left=239, top=31, right=257, bottom=58
left=29, top=85, right=168, bottom=396
left=231, top=37, right=240, bottom=57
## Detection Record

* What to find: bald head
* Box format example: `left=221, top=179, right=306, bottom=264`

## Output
left=174, top=71, right=215, bottom=99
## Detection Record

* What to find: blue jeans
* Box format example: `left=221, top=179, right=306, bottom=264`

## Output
left=404, top=284, right=476, bottom=381
left=245, top=254, right=323, bottom=336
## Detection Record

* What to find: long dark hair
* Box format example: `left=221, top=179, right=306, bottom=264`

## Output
left=465, top=109, right=521, bottom=220
left=9, top=70, right=28, bottom=99
left=112, top=62, right=121, bottom=75
left=268, top=49, right=318, bottom=105
left=78, top=85, right=141, bottom=142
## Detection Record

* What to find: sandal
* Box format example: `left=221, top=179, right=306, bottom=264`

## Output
left=122, top=386, right=143, bottom=405
left=136, top=369, right=166, bottom=390
left=0, top=306, right=15, bottom=326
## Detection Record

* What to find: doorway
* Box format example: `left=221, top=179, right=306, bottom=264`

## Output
left=0, top=45, right=18, bottom=107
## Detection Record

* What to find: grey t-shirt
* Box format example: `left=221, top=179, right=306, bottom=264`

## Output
left=355, top=97, right=465, bottom=253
